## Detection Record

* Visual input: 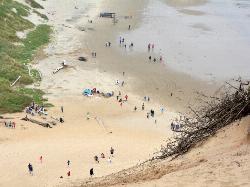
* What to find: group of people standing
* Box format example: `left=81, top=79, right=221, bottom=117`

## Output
left=119, top=37, right=134, bottom=49
left=3, top=121, right=16, bottom=128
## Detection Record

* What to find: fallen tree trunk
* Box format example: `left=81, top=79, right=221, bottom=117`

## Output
left=21, top=116, right=52, bottom=128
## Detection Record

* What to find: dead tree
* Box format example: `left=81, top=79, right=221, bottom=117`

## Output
left=156, top=79, right=250, bottom=160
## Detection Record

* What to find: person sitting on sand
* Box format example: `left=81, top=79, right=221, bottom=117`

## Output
left=59, top=117, right=64, bottom=123
left=101, top=153, right=105, bottom=158
left=90, top=168, right=94, bottom=177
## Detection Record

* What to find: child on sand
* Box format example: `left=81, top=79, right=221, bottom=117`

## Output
left=39, top=156, right=43, bottom=163
left=107, top=157, right=112, bottom=164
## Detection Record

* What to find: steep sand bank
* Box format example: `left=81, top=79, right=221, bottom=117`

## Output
left=74, top=116, right=250, bottom=187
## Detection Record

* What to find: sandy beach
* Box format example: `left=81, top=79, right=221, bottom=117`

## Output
left=0, top=0, right=249, bottom=187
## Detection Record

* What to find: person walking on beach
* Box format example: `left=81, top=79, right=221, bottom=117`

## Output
left=67, top=160, right=70, bottom=166
left=134, top=106, right=137, bottom=111
left=90, top=168, right=94, bottom=177
left=149, top=56, right=152, bottom=61
left=128, top=25, right=131, bottom=30
left=148, top=43, right=151, bottom=51
left=28, top=163, right=33, bottom=175
left=12, top=122, right=15, bottom=129
left=123, top=71, right=125, bottom=76
left=61, top=106, right=64, bottom=113
left=147, top=113, right=149, bottom=119
left=110, top=147, right=114, bottom=157
left=125, top=95, right=128, bottom=101
left=160, top=56, right=163, bottom=63
left=116, top=95, right=119, bottom=101
left=94, top=155, right=99, bottom=163
left=142, top=103, right=145, bottom=110
left=39, top=156, right=43, bottom=163
left=152, top=44, right=155, bottom=50
left=153, top=58, right=156, bottom=62
left=148, top=97, right=150, bottom=102
left=67, top=171, right=71, bottom=177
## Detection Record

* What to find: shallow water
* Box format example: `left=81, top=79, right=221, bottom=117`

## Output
left=122, top=0, right=250, bottom=81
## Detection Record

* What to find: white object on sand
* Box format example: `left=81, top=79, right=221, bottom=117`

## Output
left=10, top=76, right=21, bottom=87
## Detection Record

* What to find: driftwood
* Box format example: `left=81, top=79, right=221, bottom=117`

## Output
left=10, top=76, right=21, bottom=87
left=156, top=79, right=250, bottom=160
left=21, top=116, right=52, bottom=128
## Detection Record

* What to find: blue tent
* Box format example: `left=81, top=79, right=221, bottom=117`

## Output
left=83, top=89, right=92, bottom=96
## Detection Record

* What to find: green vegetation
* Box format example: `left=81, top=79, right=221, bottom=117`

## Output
left=25, top=0, right=44, bottom=9
left=0, top=0, right=34, bottom=42
left=0, top=0, right=52, bottom=114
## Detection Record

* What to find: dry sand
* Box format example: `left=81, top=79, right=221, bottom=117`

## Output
left=0, top=0, right=248, bottom=187
left=81, top=116, right=250, bottom=187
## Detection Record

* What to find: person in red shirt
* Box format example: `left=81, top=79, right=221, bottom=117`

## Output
left=67, top=171, right=71, bottom=177
left=125, top=95, right=128, bottom=101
